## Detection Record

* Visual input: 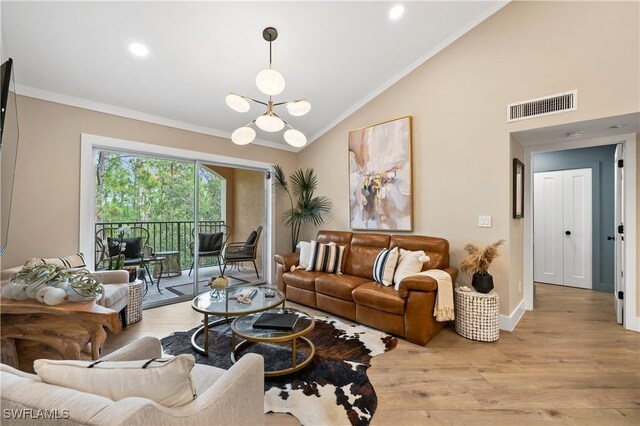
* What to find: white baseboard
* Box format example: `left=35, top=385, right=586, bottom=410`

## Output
left=499, top=299, right=526, bottom=332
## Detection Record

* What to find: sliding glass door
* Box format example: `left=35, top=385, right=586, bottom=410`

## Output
left=93, top=149, right=267, bottom=308
left=195, top=163, right=266, bottom=291
left=94, top=149, right=198, bottom=307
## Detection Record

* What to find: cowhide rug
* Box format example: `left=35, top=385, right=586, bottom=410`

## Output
left=161, top=315, right=397, bottom=426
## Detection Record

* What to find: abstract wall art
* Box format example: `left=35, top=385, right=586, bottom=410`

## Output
left=348, top=116, right=413, bottom=231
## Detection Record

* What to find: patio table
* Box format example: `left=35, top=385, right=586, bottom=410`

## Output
left=153, top=250, right=181, bottom=279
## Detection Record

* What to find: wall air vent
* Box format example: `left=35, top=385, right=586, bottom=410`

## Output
left=507, top=90, right=577, bottom=123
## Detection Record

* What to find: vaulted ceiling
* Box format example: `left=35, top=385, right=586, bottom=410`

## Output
left=1, top=1, right=507, bottom=151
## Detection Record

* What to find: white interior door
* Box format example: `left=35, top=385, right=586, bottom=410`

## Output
left=614, top=144, right=625, bottom=324
left=562, top=168, right=592, bottom=289
left=534, top=169, right=592, bottom=289
left=534, top=171, right=564, bottom=285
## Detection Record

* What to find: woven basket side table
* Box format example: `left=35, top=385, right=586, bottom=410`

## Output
left=126, top=279, right=144, bottom=325
left=454, top=286, right=499, bottom=342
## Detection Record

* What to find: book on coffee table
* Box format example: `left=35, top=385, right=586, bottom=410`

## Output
left=230, top=288, right=257, bottom=300
left=252, top=312, right=299, bottom=331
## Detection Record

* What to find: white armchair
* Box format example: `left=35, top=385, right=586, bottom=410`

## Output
left=1, top=265, right=130, bottom=327
left=92, top=270, right=129, bottom=326
left=0, top=336, right=265, bottom=425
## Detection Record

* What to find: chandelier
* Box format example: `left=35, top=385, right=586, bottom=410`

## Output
left=225, top=27, right=310, bottom=147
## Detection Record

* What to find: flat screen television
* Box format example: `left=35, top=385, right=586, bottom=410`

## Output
left=1, top=57, right=19, bottom=255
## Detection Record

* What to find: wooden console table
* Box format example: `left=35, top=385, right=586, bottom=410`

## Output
left=0, top=296, right=121, bottom=372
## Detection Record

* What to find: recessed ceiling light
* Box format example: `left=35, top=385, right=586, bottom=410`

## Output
left=129, top=42, right=149, bottom=57
left=389, top=4, right=405, bottom=20
left=609, top=124, right=622, bottom=129
left=566, top=131, right=583, bottom=138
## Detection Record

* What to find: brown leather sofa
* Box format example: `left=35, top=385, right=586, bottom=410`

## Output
left=275, top=231, right=458, bottom=346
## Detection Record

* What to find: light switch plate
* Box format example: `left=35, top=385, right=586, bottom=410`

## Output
left=478, top=215, right=492, bottom=228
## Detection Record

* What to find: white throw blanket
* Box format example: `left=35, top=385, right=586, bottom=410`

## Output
left=409, top=269, right=455, bottom=322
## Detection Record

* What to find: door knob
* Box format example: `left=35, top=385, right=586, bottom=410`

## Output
left=607, top=236, right=615, bottom=241
left=565, top=231, right=571, bottom=235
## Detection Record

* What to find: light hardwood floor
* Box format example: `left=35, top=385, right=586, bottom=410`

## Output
left=104, top=283, right=640, bottom=425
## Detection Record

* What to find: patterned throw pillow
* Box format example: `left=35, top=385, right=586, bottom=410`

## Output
left=393, top=249, right=430, bottom=290
left=306, top=241, right=345, bottom=274
left=373, top=247, right=399, bottom=286
left=24, top=253, right=86, bottom=269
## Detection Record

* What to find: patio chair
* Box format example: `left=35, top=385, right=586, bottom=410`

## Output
left=221, top=226, right=262, bottom=279
left=95, top=226, right=153, bottom=270
left=188, top=222, right=231, bottom=276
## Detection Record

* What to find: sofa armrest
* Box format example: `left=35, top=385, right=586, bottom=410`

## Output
left=0, top=363, right=40, bottom=381
left=398, top=275, right=438, bottom=299
left=397, top=268, right=458, bottom=299
left=99, top=337, right=163, bottom=362
left=274, top=253, right=300, bottom=296
left=443, top=267, right=458, bottom=282
left=274, top=253, right=300, bottom=270
left=91, top=270, right=129, bottom=285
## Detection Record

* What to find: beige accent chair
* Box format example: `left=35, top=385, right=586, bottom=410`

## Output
left=0, top=336, right=265, bottom=425
left=1, top=266, right=130, bottom=327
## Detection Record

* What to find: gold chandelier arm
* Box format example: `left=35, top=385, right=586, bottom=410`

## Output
left=243, top=118, right=258, bottom=127
left=231, top=92, right=268, bottom=106
left=271, top=112, right=292, bottom=129
left=272, top=98, right=308, bottom=107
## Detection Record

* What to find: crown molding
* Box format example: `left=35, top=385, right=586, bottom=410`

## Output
left=14, top=84, right=301, bottom=153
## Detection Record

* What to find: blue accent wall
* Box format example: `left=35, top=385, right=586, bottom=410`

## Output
left=533, top=145, right=617, bottom=293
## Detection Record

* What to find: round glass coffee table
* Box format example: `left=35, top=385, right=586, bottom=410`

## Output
left=190, top=286, right=284, bottom=356
left=231, top=307, right=315, bottom=377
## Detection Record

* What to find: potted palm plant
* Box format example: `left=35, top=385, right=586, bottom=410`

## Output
left=272, top=165, right=332, bottom=252
left=460, top=239, right=505, bottom=293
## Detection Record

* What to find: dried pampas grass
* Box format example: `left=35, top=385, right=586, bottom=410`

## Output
left=460, top=239, right=505, bottom=277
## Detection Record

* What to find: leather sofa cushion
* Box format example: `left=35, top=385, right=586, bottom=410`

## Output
left=344, top=233, right=390, bottom=280
left=352, top=281, right=406, bottom=315
left=317, top=230, right=353, bottom=245
left=390, top=235, right=450, bottom=270
left=282, top=270, right=326, bottom=292
left=315, top=274, right=370, bottom=301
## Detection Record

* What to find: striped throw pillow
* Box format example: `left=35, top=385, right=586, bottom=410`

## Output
left=24, top=253, right=86, bottom=269
left=306, top=241, right=345, bottom=274
left=373, top=247, right=399, bottom=286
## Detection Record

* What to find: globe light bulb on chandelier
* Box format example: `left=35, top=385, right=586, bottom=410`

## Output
left=231, top=127, right=256, bottom=145
left=286, top=100, right=311, bottom=117
left=225, top=94, right=250, bottom=113
left=284, top=129, right=307, bottom=147
left=256, top=69, right=285, bottom=96
left=256, top=114, right=285, bottom=132
left=225, top=27, right=310, bottom=147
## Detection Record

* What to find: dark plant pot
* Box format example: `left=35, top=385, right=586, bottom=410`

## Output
left=472, top=272, right=494, bottom=294
left=124, top=267, right=137, bottom=283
